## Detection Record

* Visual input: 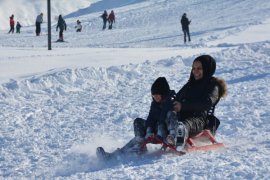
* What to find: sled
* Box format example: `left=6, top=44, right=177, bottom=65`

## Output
left=185, top=129, right=224, bottom=152
left=140, top=129, right=224, bottom=155
left=96, top=130, right=224, bottom=162
left=140, top=134, right=186, bottom=156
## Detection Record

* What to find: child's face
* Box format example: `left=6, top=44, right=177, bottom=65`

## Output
left=152, top=94, right=162, bottom=103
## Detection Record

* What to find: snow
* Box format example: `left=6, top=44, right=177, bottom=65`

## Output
left=0, top=0, right=270, bottom=179
left=0, top=0, right=99, bottom=30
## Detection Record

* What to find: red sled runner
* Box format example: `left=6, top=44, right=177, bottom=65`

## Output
left=140, top=129, right=224, bottom=155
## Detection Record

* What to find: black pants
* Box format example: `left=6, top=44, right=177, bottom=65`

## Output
left=133, top=118, right=147, bottom=138
left=183, top=28, right=191, bottom=43
left=108, top=21, right=113, bottom=29
left=59, top=29, right=64, bottom=40
left=8, top=25, right=14, bottom=33
left=102, top=20, right=107, bottom=30
left=108, top=118, right=147, bottom=155
left=36, top=22, right=41, bottom=36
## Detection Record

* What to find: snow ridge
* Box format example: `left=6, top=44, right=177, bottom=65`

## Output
left=0, top=58, right=185, bottom=178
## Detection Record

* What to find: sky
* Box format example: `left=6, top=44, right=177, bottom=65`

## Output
left=0, top=0, right=270, bottom=179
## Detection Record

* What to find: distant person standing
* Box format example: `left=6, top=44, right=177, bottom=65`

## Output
left=75, top=20, right=82, bottom=32
left=180, top=13, right=191, bottom=43
left=35, top=13, right=43, bottom=36
left=16, top=22, right=22, bottom=33
left=100, top=10, right=108, bottom=30
left=108, top=10, right=115, bottom=30
left=56, top=15, right=67, bottom=42
left=8, top=14, right=15, bottom=34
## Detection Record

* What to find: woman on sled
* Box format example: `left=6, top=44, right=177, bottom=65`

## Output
left=165, top=55, right=227, bottom=151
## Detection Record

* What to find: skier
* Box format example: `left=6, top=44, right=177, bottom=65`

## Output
left=56, top=15, right=67, bottom=42
left=165, top=55, right=227, bottom=151
left=100, top=10, right=108, bottom=30
left=180, top=13, right=191, bottom=43
left=16, top=22, right=22, bottom=33
left=108, top=10, right=115, bottom=30
left=75, top=20, right=82, bottom=32
left=97, top=77, right=176, bottom=160
left=35, top=13, right=43, bottom=36
left=8, top=14, right=15, bottom=34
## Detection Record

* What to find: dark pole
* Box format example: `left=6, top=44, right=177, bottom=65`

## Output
left=47, top=0, right=52, bottom=50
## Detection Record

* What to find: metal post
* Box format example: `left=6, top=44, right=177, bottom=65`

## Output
left=47, top=0, right=52, bottom=50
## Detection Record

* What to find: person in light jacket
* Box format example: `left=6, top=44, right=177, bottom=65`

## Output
left=35, top=13, right=43, bottom=36
left=75, top=20, right=82, bottom=32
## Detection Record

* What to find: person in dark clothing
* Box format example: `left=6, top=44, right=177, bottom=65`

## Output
left=56, top=15, right=67, bottom=42
left=16, top=22, right=22, bottom=33
left=100, top=10, right=108, bottom=30
left=143, top=77, right=176, bottom=140
left=8, top=14, right=15, bottom=34
left=35, top=13, right=43, bottom=36
left=180, top=13, right=191, bottom=43
left=97, top=77, right=176, bottom=160
left=108, top=10, right=115, bottom=30
left=75, top=20, right=82, bottom=32
left=166, top=55, right=227, bottom=151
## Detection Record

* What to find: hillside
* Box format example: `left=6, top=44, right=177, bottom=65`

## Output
left=0, top=0, right=97, bottom=30
left=0, top=0, right=270, bottom=179
left=0, top=0, right=270, bottom=48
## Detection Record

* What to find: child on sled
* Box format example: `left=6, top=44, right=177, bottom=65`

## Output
left=97, top=55, right=227, bottom=159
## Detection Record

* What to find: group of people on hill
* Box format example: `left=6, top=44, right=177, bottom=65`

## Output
left=100, top=10, right=115, bottom=30
left=97, top=54, right=227, bottom=160
left=8, top=10, right=191, bottom=44
left=35, top=13, right=67, bottom=42
left=8, top=14, right=22, bottom=34
left=35, top=13, right=68, bottom=42
left=6, top=13, right=69, bottom=41
left=8, top=13, right=69, bottom=42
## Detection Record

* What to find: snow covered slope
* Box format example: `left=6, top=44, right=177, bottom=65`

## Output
left=0, top=0, right=99, bottom=30
left=1, top=0, right=270, bottom=48
left=0, top=0, right=270, bottom=179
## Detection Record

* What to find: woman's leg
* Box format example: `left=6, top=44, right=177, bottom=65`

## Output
left=183, top=116, right=206, bottom=137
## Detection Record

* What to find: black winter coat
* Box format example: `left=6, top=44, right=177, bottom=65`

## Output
left=101, top=12, right=108, bottom=21
left=56, top=17, right=67, bottom=31
left=176, top=77, right=222, bottom=121
left=181, top=16, right=190, bottom=30
left=145, top=90, right=176, bottom=130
